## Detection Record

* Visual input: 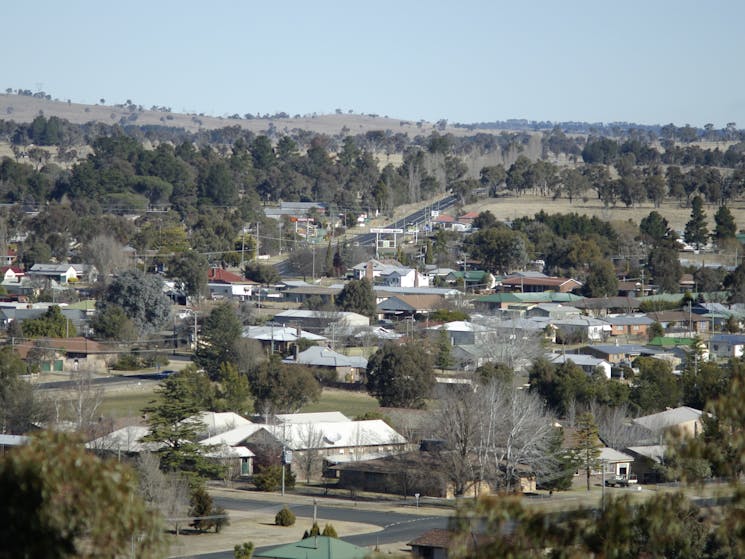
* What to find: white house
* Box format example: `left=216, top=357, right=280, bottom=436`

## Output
left=547, top=353, right=612, bottom=379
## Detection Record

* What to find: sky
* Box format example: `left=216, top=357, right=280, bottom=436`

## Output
left=4, top=1, right=745, bottom=128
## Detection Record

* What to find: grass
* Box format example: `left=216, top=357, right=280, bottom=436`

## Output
left=300, top=388, right=380, bottom=418
left=98, top=388, right=157, bottom=419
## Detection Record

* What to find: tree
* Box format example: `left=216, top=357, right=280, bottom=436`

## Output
left=647, top=245, right=682, bottom=293
left=639, top=210, right=671, bottom=245
left=89, top=304, right=137, bottom=341
left=142, top=372, right=220, bottom=479
left=21, top=305, right=76, bottom=338
left=684, top=195, right=709, bottom=249
left=464, top=226, right=528, bottom=274
left=194, top=302, right=243, bottom=378
left=244, top=262, right=280, bottom=284
left=0, top=431, right=168, bottom=558
left=366, top=342, right=435, bottom=408
left=0, top=346, right=47, bottom=434
left=582, top=257, right=618, bottom=297
left=234, top=542, right=255, bottom=559
left=714, top=205, right=737, bottom=242
left=248, top=355, right=321, bottom=414
left=136, top=452, right=190, bottom=535
left=435, top=328, right=453, bottom=371
left=631, top=357, right=681, bottom=415
left=335, top=278, right=375, bottom=318
left=168, top=250, right=208, bottom=300
left=574, top=412, right=601, bottom=490
left=96, top=269, right=171, bottom=335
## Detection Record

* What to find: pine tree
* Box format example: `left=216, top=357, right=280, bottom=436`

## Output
left=574, top=412, right=601, bottom=491
left=684, top=195, right=709, bottom=249
left=435, top=328, right=453, bottom=372
left=714, top=205, right=737, bottom=241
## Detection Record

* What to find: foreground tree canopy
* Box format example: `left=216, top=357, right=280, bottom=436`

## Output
left=0, top=431, right=167, bottom=559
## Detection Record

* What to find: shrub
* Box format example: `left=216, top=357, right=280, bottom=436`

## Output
left=234, top=542, right=254, bottom=559
left=322, top=524, right=338, bottom=538
left=275, top=506, right=296, bottom=527
left=253, top=465, right=295, bottom=492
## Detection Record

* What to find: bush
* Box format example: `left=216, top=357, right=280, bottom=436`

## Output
left=234, top=542, right=254, bottom=559
left=322, top=524, right=338, bottom=538
left=253, top=465, right=295, bottom=492
left=275, top=506, right=296, bottom=526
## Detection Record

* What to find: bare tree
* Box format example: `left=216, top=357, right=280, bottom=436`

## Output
left=136, top=452, right=190, bottom=534
left=435, top=386, right=481, bottom=496
left=294, top=423, right=325, bottom=483
left=471, top=316, right=545, bottom=372
left=82, top=234, right=131, bottom=281
left=590, top=402, right=650, bottom=449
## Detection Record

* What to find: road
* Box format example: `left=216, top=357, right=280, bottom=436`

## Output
left=173, top=496, right=450, bottom=559
left=273, top=194, right=458, bottom=274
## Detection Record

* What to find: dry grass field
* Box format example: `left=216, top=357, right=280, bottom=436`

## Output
left=464, top=194, right=745, bottom=234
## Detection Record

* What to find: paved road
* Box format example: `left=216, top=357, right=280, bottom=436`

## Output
left=34, top=373, right=161, bottom=390
left=173, top=497, right=450, bottom=559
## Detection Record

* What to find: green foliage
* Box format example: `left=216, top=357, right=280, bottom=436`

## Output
left=464, top=226, right=528, bottom=274
left=274, top=506, right=296, bottom=526
left=574, top=412, right=601, bottom=491
left=647, top=245, right=683, bottom=293
left=435, top=328, right=453, bottom=371
left=168, top=250, right=208, bottom=299
left=429, top=308, right=470, bottom=322
left=631, top=356, right=681, bottom=414
left=366, top=342, right=435, bottom=408
left=336, top=278, right=375, bottom=318
left=0, top=431, right=167, bottom=558
left=475, top=362, right=514, bottom=385
left=304, top=522, right=321, bottom=538
left=684, top=195, right=709, bottom=249
left=322, top=524, right=338, bottom=538
left=647, top=321, right=664, bottom=340
left=244, top=262, right=280, bottom=284
left=90, top=304, right=137, bottom=341
left=96, top=269, right=171, bottom=334
left=639, top=210, right=671, bottom=245
left=142, top=371, right=221, bottom=480
left=0, top=346, right=47, bottom=434
left=21, top=305, right=76, bottom=338
left=582, top=257, right=618, bottom=297
left=189, top=485, right=229, bottom=533
left=234, top=542, right=255, bottom=559
left=195, top=302, right=243, bottom=378
left=248, top=355, right=321, bottom=414
left=714, top=205, right=737, bottom=241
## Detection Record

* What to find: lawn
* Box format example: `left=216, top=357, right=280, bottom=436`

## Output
left=98, top=388, right=157, bottom=419
left=300, top=387, right=380, bottom=418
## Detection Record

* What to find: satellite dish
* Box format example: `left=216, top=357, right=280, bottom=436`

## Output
left=324, top=431, right=342, bottom=444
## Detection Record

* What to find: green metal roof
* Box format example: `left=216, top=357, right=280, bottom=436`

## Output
left=475, top=292, right=585, bottom=304
left=449, top=270, right=488, bottom=282
left=255, top=537, right=369, bottom=559
left=647, top=337, right=696, bottom=347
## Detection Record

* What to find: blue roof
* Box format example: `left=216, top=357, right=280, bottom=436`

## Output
left=711, top=334, right=745, bottom=344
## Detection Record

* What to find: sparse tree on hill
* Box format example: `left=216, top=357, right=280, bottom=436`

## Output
left=684, top=195, right=709, bottom=249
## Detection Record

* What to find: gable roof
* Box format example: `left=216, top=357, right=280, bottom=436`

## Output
left=282, top=346, right=368, bottom=369
left=242, top=325, right=327, bottom=342
left=274, top=412, right=351, bottom=424
left=207, top=267, right=256, bottom=284
left=502, top=275, right=582, bottom=289
left=377, top=294, right=443, bottom=312
left=633, top=406, right=703, bottom=432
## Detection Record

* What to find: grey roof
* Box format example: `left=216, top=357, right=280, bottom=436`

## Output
left=605, top=314, right=655, bottom=326
left=553, top=317, right=610, bottom=327
left=626, top=445, right=667, bottom=463
left=242, top=325, right=327, bottom=342
left=599, top=448, right=634, bottom=463
left=633, top=406, right=703, bottom=432
left=354, top=326, right=403, bottom=340
left=373, top=286, right=458, bottom=297
left=0, top=434, right=29, bottom=447
left=282, top=346, right=367, bottom=369
left=711, top=333, right=745, bottom=345
left=547, top=353, right=610, bottom=367
left=584, top=344, right=659, bottom=356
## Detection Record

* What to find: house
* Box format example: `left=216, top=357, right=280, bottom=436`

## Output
left=458, top=211, right=480, bottom=226
left=552, top=317, right=610, bottom=343
left=473, top=291, right=584, bottom=312
left=501, top=272, right=582, bottom=293
left=426, top=321, right=489, bottom=346
left=645, top=310, right=710, bottom=336
left=605, top=314, right=654, bottom=337
left=625, top=445, right=667, bottom=484
left=86, top=425, right=160, bottom=454
left=451, top=344, right=493, bottom=371
left=274, top=412, right=351, bottom=424
left=0, top=247, right=17, bottom=266
left=282, top=285, right=341, bottom=305
left=242, top=325, right=327, bottom=354
left=282, top=346, right=368, bottom=383
left=408, top=529, right=491, bottom=559
left=632, top=406, right=703, bottom=441
left=0, top=306, right=89, bottom=333
left=445, top=270, right=495, bottom=290
left=525, top=303, right=581, bottom=320
left=351, top=258, right=404, bottom=280
left=710, top=333, right=745, bottom=358
left=377, top=294, right=444, bottom=320
left=13, top=337, right=109, bottom=373
left=0, top=266, right=24, bottom=283
left=573, top=296, right=642, bottom=316
left=195, top=411, right=253, bottom=440
left=254, top=536, right=368, bottom=559
left=0, top=434, right=29, bottom=454
left=263, top=201, right=327, bottom=221
left=547, top=353, right=612, bottom=379
left=272, top=309, right=370, bottom=332
left=27, top=263, right=99, bottom=284
left=580, top=344, right=659, bottom=365
left=200, top=419, right=408, bottom=480
left=330, top=449, right=489, bottom=499
left=432, top=214, right=457, bottom=230
left=598, top=447, right=635, bottom=480
left=206, top=267, right=257, bottom=300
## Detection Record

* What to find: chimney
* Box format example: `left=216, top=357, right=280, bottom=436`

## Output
left=414, top=270, right=420, bottom=288
left=366, top=260, right=373, bottom=281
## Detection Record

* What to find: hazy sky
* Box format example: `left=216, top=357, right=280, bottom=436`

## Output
left=4, top=1, right=744, bottom=127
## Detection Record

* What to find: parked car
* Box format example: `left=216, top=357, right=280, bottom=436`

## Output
left=605, top=475, right=638, bottom=487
